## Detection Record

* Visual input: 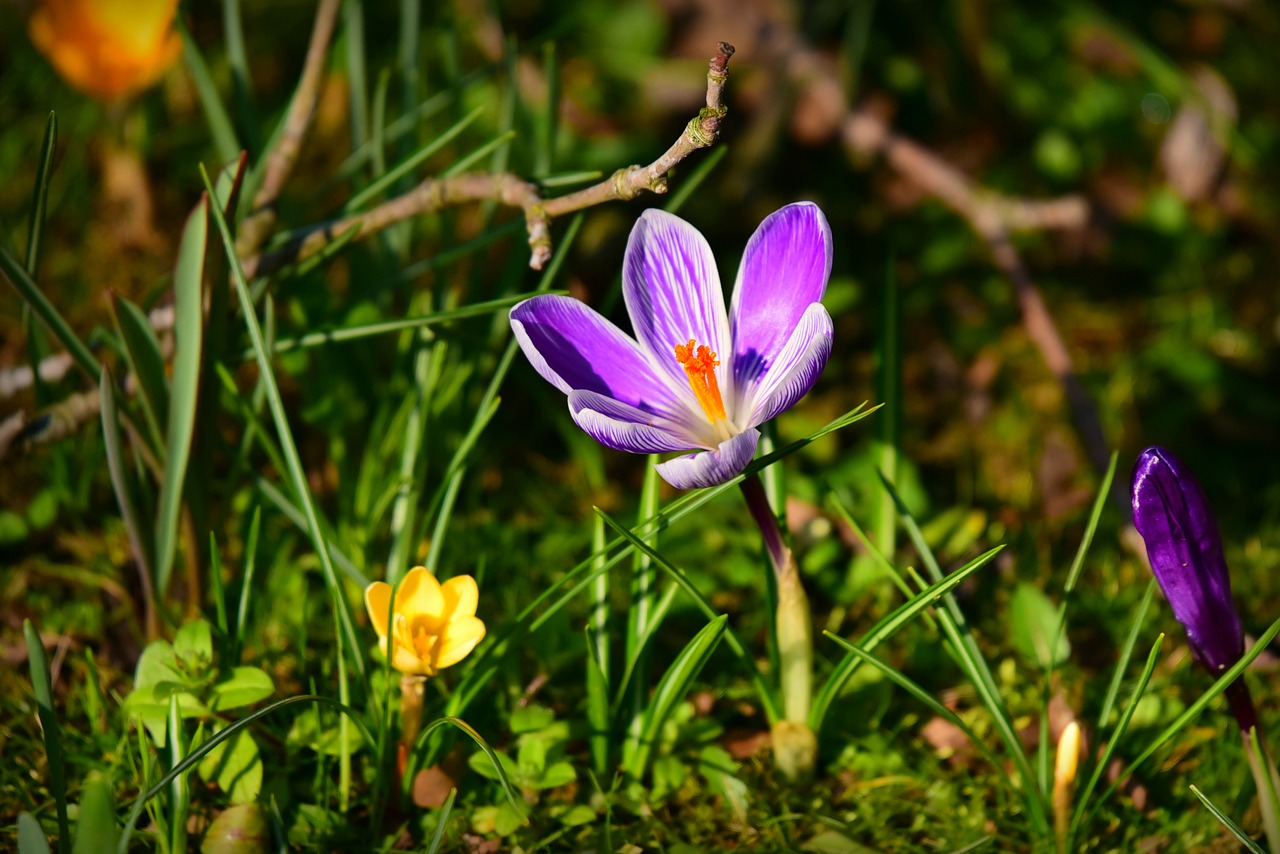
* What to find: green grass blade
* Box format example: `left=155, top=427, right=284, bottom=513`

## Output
left=154, top=196, right=209, bottom=598
left=221, top=0, right=261, bottom=158
left=810, top=545, right=1004, bottom=732
left=827, top=491, right=919, bottom=603
left=443, top=402, right=878, bottom=728
left=254, top=477, right=368, bottom=587
left=880, top=472, right=1049, bottom=831
left=416, top=717, right=525, bottom=825
left=598, top=508, right=780, bottom=724
left=233, top=505, right=263, bottom=661
left=99, top=366, right=155, bottom=623
left=663, top=145, right=728, bottom=214
left=17, top=813, right=51, bottom=854
left=109, top=295, right=169, bottom=450
left=0, top=248, right=98, bottom=383
left=24, top=619, right=69, bottom=851
left=1068, top=634, right=1163, bottom=847
left=344, top=0, right=370, bottom=155
left=24, top=111, right=57, bottom=276
left=1096, top=579, right=1158, bottom=730
left=440, top=131, right=517, bottom=177
left=611, top=583, right=679, bottom=716
left=117, top=695, right=375, bottom=852
left=384, top=316, right=434, bottom=587
left=344, top=106, right=485, bottom=212
left=71, top=772, right=119, bottom=854
left=179, top=22, right=240, bottom=166
left=585, top=624, right=611, bottom=777
left=200, top=165, right=367, bottom=682
left=1084, top=618, right=1280, bottom=831
left=1189, top=785, right=1266, bottom=853
left=823, top=633, right=1008, bottom=778
left=625, top=615, right=728, bottom=778
left=1063, top=451, right=1119, bottom=593
left=425, top=787, right=458, bottom=854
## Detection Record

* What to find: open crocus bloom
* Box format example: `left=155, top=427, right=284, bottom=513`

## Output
left=511, top=202, right=833, bottom=489
left=29, top=0, right=182, bottom=101
left=364, top=567, right=486, bottom=677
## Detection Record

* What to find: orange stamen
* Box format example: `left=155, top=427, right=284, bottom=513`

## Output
left=674, top=338, right=728, bottom=424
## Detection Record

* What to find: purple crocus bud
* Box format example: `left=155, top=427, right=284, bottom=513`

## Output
left=1131, top=446, right=1244, bottom=673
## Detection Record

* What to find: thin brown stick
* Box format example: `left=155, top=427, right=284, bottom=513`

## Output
left=841, top=107, right=1110, bottom=478
left=243, top=172, right=548, bottom=278
left=236, top=0, right=342, bottom=257
left=241, top=41, right=737, bottom=277
left=542, top=42, right=736, bottom=216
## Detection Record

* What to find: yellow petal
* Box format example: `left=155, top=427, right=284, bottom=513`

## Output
left=433, top=616, right=486, bottom=670
left=441, top=575, right=479, bottom=619
left=392, top=643, right=433, bottom=676
left=364, top=581, right=393, bottom=639
left=399, top=567, right=445, bottom=621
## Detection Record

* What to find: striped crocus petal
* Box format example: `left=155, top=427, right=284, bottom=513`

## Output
left=568, top=390, right=700, bottom=454
left=729, top=202, right=832, bottom=397
left=654, top=428, right=761, bottom=490
left=622, top=209, right=733, bottom=413
left=511, top=294, right=693, bottom=426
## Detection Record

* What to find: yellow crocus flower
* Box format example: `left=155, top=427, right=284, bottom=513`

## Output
left=364, top=567, right=486, bottom=677
left=29, top=0, right=183, bottom=101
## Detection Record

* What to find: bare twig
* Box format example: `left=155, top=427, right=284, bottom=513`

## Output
left=236, top=0, right=342, bottom=256
left=841, top=106, right=1110, bottom=479
left=541, top=43, right=736, bottom=216
left=241, top=41, right=737, bottom=276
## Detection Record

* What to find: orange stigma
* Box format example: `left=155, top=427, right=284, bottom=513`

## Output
left=674, top=339, right=728, bottom=424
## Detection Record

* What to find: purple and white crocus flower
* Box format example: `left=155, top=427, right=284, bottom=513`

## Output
left=510, top=202, right=833, bottom=489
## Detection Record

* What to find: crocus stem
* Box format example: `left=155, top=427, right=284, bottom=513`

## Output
left=398, top=674, right=427, bottom=781
left=741, top=473, right=817, bottom=779
left=1232, top=681, right=1280, bottom=854
left=740, top=474, right=789, bottom=576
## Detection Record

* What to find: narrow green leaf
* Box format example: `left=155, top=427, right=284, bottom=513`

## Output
left=17, top=813, right=51, bottom=854
left=72, top=772, right=119, bottom=853
left=1083, top=619, right=1280, bottom=832
left=99, top=366, right=155, bottom=620
left=179, top=22, right=240, bottom=165
left=1096, top=579, right=1157, bottom=730
left=25, top=111, right=57, bottom=277
left=1189, top=785, right=1266, bottom=853
left=200, top=165, right=366, bottom=682
left=598, top=508, right=780, bottom=724
left=823, top=633, right=1008, bottom=780
left=24, top=619, right=69, bottom=852
left=881, top=473, right=1048, bottom=831
left=810, top=546, right=1002, bottom=731
left=416, top=717, right=526, bottom=825
left=440, top=131, right=517, bottom=177
left=344, top=106, right=485, bottom=212
left=109, top=295, right=169, bottom=449
left=232, top=506, right=262, bottom=661
left=154, top=196, right=209, bottom=597
left=0, top=248, right=98, bottom=383
left=625, top=615, right=728, bottom=778
left=117, top=695, right=375, bottom=852
left=1063, top=451, right=1119, bottom=593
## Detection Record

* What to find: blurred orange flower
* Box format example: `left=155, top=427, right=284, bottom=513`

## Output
left=29, top=0, right=182, bottom=101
